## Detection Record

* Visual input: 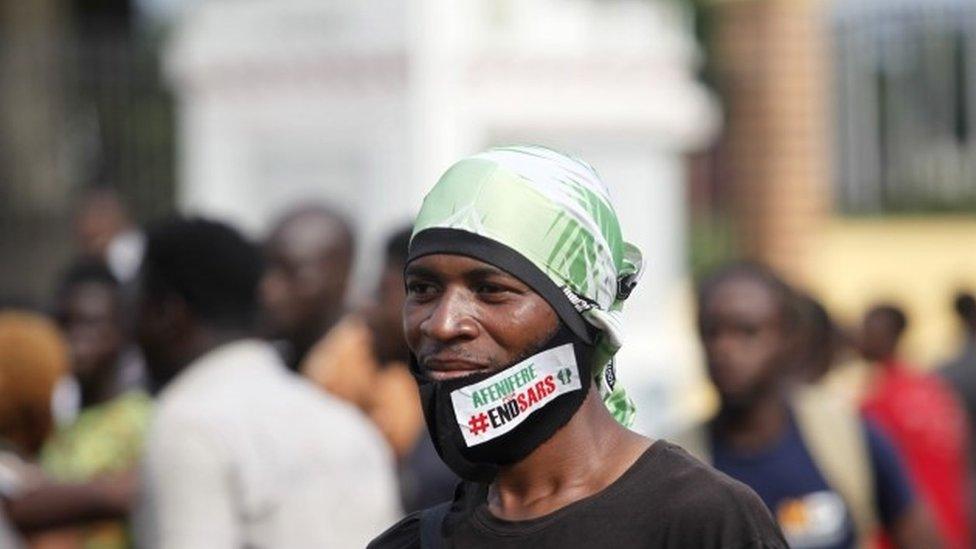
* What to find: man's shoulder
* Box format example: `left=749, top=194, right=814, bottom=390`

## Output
left=648, top=441, right=767, bottom=509
left=367, top=510, right=422, bottom=549
left=640, top=442, right=787, bottom=546
left=155, top=340, right=313, bottom=413
left=154, top=354, right=383, bottom=446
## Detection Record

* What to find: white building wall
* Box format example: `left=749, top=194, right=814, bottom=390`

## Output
left=166, top=0, right=718, bottom=434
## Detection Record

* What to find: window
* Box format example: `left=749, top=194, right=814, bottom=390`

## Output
left=833, top=1, right=976, bottom=214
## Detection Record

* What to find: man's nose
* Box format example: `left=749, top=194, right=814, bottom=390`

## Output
left=420, top=287, right=479, bottom=343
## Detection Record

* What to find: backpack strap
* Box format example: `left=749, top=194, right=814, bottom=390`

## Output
left=792, top=385, right=879, bottom=547
left=673, top=387, right=879, bottom=548
left=419, top=501, right=451, bottom=549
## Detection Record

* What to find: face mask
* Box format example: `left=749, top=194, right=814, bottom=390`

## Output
left=412, top=324, right=595, bottom=482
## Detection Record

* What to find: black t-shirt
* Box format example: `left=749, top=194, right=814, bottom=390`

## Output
left=369, top=440, right=787, bottom=549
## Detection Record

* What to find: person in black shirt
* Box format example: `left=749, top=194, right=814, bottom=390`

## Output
left=688, top=262, right=942, bottom=548
left=369, top=146, right=786, bottom=548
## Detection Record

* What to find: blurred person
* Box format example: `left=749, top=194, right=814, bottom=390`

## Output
left=681, top=263, right=941, bottom=549
left=303, top=226, right=457, bottom=512
left=51, top=260, right=147, bottom=412
left=860, top=304, right=971, bottom=548
left=52, top=258, right=147, bottom=400
left=941, top=293, right=976, bottom=433
left=368, top=226, right=415, bottom=367
left=38, top=259, right=152, bottom=549
left=0, top=312, right=69, bottom=457
left=133, top=217, right=399, bottom=549
left=371, top=146, right=786, bottom=548
left=261, top=205, right=354, bottom=371
left=0, top=311, right=70, bottom=548
left=941, top=292, right=976, bottom=403
left=940, top=292, right=976, bottom=534
left=0, top=312, right=137, bottom=549
left=73, top=187, right=144, bottom=284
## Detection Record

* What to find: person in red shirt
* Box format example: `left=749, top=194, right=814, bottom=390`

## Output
left=860, top=304, right=972, bottom=549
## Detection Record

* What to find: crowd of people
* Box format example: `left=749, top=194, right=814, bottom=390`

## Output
left=0, top=147, right=973, bottom=548
left=0, top=189, right=455, bottom=548
left=680, top=265, right=974, bottom=548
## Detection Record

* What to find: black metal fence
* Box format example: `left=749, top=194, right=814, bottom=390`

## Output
left=0, top=24, right=174, bottom=307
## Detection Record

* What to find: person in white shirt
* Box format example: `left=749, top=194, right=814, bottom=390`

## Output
left=133, top=217, right=400, bottom=548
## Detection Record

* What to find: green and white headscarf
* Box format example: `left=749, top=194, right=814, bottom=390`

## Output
left=409, top=145, right=643, bottom=426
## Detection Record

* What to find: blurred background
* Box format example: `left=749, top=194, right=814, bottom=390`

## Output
left=2, top=0, right=975, bottom=435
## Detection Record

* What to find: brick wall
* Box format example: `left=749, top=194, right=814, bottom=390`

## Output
left=711, top=0, right=831, bottom=284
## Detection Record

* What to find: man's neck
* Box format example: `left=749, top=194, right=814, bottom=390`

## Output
left=713, top=390, right=789, bottom=453
left=487, top=388, right=651, bottom=521
left=186, top=329, right=251, bottom=366
left=157, top=328, right=251, bottom=390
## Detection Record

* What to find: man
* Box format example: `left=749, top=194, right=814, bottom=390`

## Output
left=261, top=205, right=354, bottom=371
left=370, top=146, right=785, bottom=548
left=685, top=263, right=941, bottom=548
left=134, top=217, right=399, bottom=548
left=52, top=258, right=147, bottom=402
left=39, top=259, right=152, bottom=548
left=303, top=226, right=458, bottom=512
left=861, top=304, right=971, bottom=548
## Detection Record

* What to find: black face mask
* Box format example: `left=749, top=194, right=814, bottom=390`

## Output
left=411, top=324, right=595, bottom=482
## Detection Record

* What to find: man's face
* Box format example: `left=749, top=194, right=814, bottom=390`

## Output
left=403, top=254, right=559, bottom=381
left=698, top=277, right=790, bottom=407
left=58, top=282, right=124, bottom=384
left=260, top=225, right=348, bottom=340
left=859, top=312, right=899, bottom=363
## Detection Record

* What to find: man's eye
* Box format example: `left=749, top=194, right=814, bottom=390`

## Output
left=476, top=284, right=505, bottom=294
left=407, top=282, right=436, bottom=296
